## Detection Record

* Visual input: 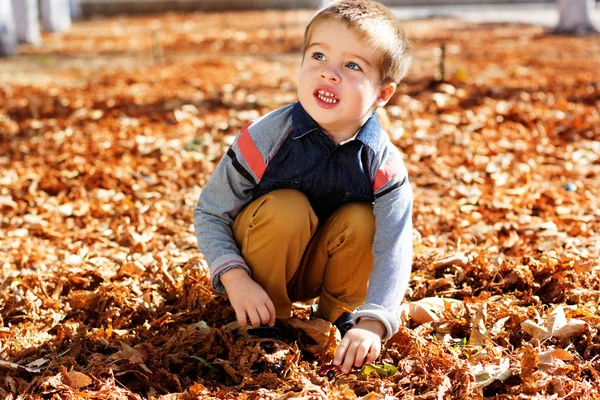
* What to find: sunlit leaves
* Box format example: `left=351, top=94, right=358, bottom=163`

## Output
left=0, top=8, right=599, bottom=400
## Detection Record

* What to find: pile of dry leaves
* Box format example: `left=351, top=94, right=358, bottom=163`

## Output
left=1, top=9, right=599, bottom=400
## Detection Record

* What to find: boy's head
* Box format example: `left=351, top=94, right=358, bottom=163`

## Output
left=302, top=0, right=411, bottom=85
left=297, top=0, right=411, bottom=143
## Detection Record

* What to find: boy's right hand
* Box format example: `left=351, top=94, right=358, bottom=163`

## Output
left=219, top=268, right=276, bottom=328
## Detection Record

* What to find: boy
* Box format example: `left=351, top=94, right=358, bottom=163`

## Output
left=194, top=0, right=412, bottom=373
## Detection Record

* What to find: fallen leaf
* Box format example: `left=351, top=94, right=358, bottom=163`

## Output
left=468, top=303, right=487, bottom=346
left=362, top=363, right=397, bottom=378
left=0, top=360, right=43, bottom=374
left=25, top=358, right=49, bottom=369
left=189, top=356, right=218, bottom=372
left=473, top=357, right=512, bottom=388
left=520, top=345, right=538, bottom=381
left=68, top=370, right=92, bottom=389
left=490, top=316, right=510, bottom=337
left=213, top=358, right=242, bottom=384
left=537, top=348, right=574, bottom=373
left=114, top=342, right=148, bottom=364
left=287, top=317, right=340, bottom=357
left=521, top=306, right=588, bottom=340
left=432, top=252, right=477, bottom=269
left=399, top=297, right=463, bottom=325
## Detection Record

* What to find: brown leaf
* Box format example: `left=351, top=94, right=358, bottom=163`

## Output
left=287, top=317, right=340, bottom=357
left=114, top=342, right=148, bottom=364
left=0, top=360, right=43, bottom=374
left=521, top=345, right=538, bottom=381
left=41, top=373, right=66, bottom=391
left=68, top=370, right=92, bottom=389
left=521, top=306, right=589, bottom=340
left=467, top=302, right=487, bottom=346
left=399, top=297, right=462, bottom=325
left=212, top=358, right=242, bottom=384
left=432, top=251, right=477, bottom=269
left=118, top=262, right=146, bottom=276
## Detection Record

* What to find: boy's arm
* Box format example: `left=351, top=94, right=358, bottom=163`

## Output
left=194, top=142, right=278, bottom=329
left=193, top=104, right=295, bottom=293
left=194, top=125, right=262, bottom=292
left=353, top=144, right=413, bottom=340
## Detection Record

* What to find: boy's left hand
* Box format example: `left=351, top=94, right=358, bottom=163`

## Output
left=333, top=319, right=385, bottom=373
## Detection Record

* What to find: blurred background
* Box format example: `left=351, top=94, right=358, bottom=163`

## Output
left=1, top=0, right=599, bottom=57
left=74, top=0, right=600, bottom=15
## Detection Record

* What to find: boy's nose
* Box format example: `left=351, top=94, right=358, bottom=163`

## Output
left=320, top=67, right=340, bottom=83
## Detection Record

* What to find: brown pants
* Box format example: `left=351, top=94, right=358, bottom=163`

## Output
left=232, top=189, right=375, bottom=323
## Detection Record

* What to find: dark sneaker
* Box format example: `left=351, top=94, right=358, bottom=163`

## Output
left=247, top=323, right=284, bottom=341
left=333, top=312, right=354, bottom=338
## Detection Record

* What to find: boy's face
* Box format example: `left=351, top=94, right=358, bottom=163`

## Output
left=298, top=19, right=396, bottom=143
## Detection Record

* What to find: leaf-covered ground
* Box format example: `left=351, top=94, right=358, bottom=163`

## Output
left=1, top=10, right=599, bottom=400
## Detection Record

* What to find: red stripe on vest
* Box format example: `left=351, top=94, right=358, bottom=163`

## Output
left=238, top=123, right=266, bottom=180
left=373, top=159, right=400, bottom=191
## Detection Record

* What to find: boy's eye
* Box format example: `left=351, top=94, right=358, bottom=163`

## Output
left=312, top=52, right=326, bottom=61
left=346, top=61, right=362, bottom=71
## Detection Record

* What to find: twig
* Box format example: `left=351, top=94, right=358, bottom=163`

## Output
left=439, top=43, right=446, bottom=82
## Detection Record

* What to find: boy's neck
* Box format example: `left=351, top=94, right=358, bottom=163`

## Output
left=322, top=127, right=359, bottom=146
left=319, top=111, right=374, bottom=145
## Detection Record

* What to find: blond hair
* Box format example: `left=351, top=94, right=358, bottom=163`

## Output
left=302, top=0, right=411, bottom=84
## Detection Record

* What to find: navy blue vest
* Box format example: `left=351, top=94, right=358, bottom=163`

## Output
left=252, top=102, right=379, bottom=220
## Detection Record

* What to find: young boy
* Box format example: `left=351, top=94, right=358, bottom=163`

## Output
left=194, top=0, right=412, bottom=373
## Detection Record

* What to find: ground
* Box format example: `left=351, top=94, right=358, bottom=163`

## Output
left=1, top=9, right=599, bottom=400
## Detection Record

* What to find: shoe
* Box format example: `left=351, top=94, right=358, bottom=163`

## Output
left=333, top=312, right=354, bottom=338
left=311, top=301, right=356, bottom=338
left=247, top=323, right=284, bottom=341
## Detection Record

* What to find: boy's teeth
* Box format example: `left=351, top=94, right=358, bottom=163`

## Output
left=316, top=90, right=338, bottom=103
left=318, top=90, right=336, bottom=98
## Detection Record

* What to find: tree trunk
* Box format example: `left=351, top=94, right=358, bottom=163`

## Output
left=40, top=0, right=71, bottom=33
left=0, top=0, right=17, bottom=57
left=69, top=0, right=82, bottom=20
left=553, top=0, right=598, bottom=34
left=12, top=0, right=41, bottom=45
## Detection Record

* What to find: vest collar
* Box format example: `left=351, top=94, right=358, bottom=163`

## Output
left=291, top=101, right=383, bottom=149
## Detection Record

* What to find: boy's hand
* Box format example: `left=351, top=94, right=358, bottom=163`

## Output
left=219, top=268, right=276, bottom=328
left=333, top=319, right=385, bottom=373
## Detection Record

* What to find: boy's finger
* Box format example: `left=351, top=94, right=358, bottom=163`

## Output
left=366, top=342, right=380, bottom=364
left=247, top=309, right=261, bottom=328
left=334, top=338, right=350, bottom=365
left=236, top=310, right=248, bottom=327
left=342, top=342, right=359, bottom=373
left=353, top=341, right=370, bottom=367
left=266, top=300, right=276, bottom=326
left=257, top=305, right=271, bottom=325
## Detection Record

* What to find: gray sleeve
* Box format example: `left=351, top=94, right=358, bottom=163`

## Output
left=193, top=142, right=257, bottom=293
left=193, top=105, right=294, bottom=293
left=353, top=145, right=413, bottom=340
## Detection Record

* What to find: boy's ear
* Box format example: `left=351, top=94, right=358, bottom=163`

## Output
left=375, top=81, right=397, bottom=108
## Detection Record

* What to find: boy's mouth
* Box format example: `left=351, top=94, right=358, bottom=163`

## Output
left=314, top=87, right=340, bottom=109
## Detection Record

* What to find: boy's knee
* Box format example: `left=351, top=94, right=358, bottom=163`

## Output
left=330, top=202, right=375, bottom=243
left=253, top=189, right=317, bottom=233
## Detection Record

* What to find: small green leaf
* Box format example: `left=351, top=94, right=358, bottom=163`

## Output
left=190, top=356, right=218, bottom=372
left=194, top=321, right=210, bottom=329
left=185, top=138, right=204, bottom=152
left=361, top=363, right=397, bottom=377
